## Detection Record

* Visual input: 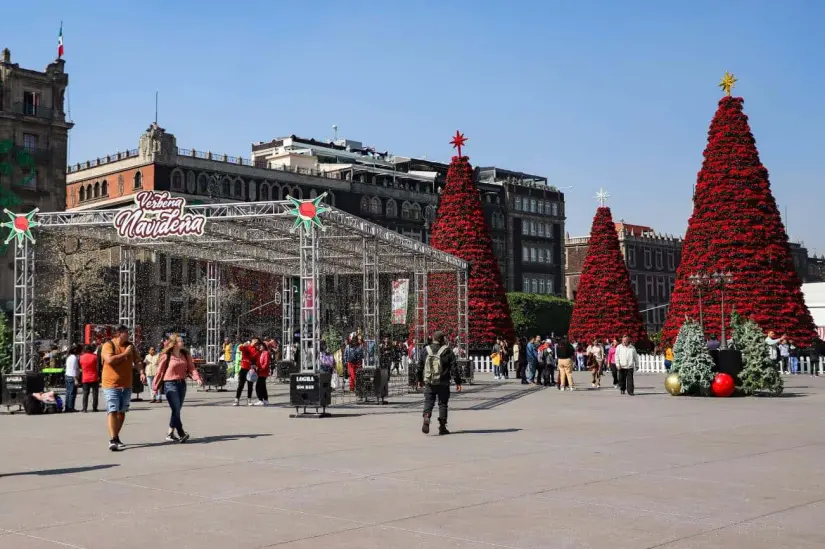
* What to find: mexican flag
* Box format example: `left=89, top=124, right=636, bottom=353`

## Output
left=58, top=24, right=64, bottom=58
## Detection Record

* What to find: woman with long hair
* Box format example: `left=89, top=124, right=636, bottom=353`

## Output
left=254, top=341, right=270, bottom=406
left=152, top=334, right=202, bottom=443
left=235, top=337, right=261, bottom=406
left=79, top=344, right=100, bottom=412
left=144, top=346, right=161, bottom=403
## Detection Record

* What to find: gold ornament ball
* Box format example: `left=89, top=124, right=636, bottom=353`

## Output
left=665, top=374, right=682, bottom=396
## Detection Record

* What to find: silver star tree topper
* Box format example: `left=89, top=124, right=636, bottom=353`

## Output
left=595, top=188, right=610, bottom=207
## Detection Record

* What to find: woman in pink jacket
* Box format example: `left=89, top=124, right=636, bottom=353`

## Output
left=153, top=334, right=202, bottom=443
left=607, top=338, right=619, bottom=389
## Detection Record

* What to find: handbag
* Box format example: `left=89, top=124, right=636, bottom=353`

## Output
left=247, top=368, right=258, bottom=383
left=331, top=372, right=340, bottom=390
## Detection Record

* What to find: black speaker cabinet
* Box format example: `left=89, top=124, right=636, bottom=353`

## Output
left=290, top=373, right=331, bottom=409
left=277, top=360, right=299, bottom=383
left=458, top=358, right=473, bottom=384
left=2, top=372, right=44, bottom=408
left=715, top=349, right=743, bottom=381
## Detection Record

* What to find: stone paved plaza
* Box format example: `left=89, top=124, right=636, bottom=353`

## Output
left=1, top=372, right=824, bottom=549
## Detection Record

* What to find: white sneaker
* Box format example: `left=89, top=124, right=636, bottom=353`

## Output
left=253, top=400, right=264, bottom=406
left=247, top=399, right=253, bottom=406
left=233, top=399, right=239, bottom=407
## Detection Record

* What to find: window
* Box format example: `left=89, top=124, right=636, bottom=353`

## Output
left=545, top=248, right=553, bottom=264
left=233, top=180, right=243, bottom=198
left=667, top=250, right=676, bottom=271
left=539, top=279, right=546, bottom=293
left=523, top=276, right=530, bottom=291
left=515, top=197, right=522, bottom=211
left=657, top=276, right=666, bottom=300
left=521, top=221, right=528, bottom=235
left=643, top=247, right=652, bottom=269
left=23, top=91, right=40, bottom=115
left=171, top=258, right=184, bottom=285
left=101, top=180, right=108, bottom=196
left=537, top=201, right=544, bottom=215
left=522, top=247, right=528, bottom=262
left=551, top=202, right=559, bottom=216
left=187, top=171, right=196, bottom=194
left=93, top=182, right=100, bottom=198
left=530, top=199, right=537, bottom=213
left=401, top=201, right=412, bottom=219
left=386, top=199, right=398, bottom=218
left=531, top=279, right=538, bottom=293
left=371, top=197, right=382, bottom=215
left=530, top=248, right=537, bottom=262
left=22, top=133, right=38, bottom=151
left=627, top=245, right=636, bottom=268
left=361, top=196, right=371, bottom=213
left=655, top=249, right=663, bottom=270
left=425, top=205, right=435, bottom=223
left=133, top=171, right=143, bottom=189
left=547, top=278, right=555, bottom=295
left=631, top=274, right=639, bottom=297
left=538, top=248, right=545, bottom=263
left=410, top=203, right=421, bottom=220
left=645, top=275, right=655, bottom=300
left=171, top=170, right=183, bottom=191
left=79, top=186, right=86, bottom=201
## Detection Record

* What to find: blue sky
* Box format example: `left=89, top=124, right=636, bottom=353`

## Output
left=5, top=0, right=823, bottom=253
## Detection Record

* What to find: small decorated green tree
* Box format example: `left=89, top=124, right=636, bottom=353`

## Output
left=671, top=320, right=715, bottom=395
left=732, top=314, right=783, bottom=396
left=0, top=312, right=12, bottom=374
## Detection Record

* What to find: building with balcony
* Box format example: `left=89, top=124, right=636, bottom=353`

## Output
left=0, top=48, right=73, bottom=312
left=565, top=223, right=682, bottom=334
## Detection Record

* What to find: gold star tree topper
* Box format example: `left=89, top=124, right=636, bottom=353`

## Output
left=719, top=71, right=737, bottom=96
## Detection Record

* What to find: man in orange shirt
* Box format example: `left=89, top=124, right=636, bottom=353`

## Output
left=101, top=325, right=145, bottom=451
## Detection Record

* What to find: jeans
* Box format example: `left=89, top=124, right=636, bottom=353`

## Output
left=493, top=365, right=501, bottom=377
left=664, top=360, right=672, bottom=371
left=609, top=363, right=618, bottom=385
left=526, top=361, right=537, bottom=383
left=235, top=368, right=254, bottom=400
left=789, top=356, right=799, bottom=374
left=618, top=368, right=635, bottom=394
left=423, top=383, right=450, bottom=422
left=82, top=382, right=99, bottom=411
left=103, top=388, right=132, bottom=413
left=64, top=376, right=77, bottom=410
left=255, top=377, right=268, bottom=401
left=164, top=380, right=187, bottom=437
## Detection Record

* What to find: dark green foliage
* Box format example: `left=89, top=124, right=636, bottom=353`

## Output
left=732, top=313, right=783, bottom=396
left=507, top=293, right=572, bottom=339
left=671, top=320, right=715, bottom=395
left=0, top=312, right=12, bottom=374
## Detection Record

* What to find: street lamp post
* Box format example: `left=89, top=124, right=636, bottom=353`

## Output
left=712, top=271, right=734, bottom=350
left=688, top=273, right=711, bottom=332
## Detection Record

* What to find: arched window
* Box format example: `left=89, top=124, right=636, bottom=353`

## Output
left=79, top=186, right=86, bottom=201
left=171, top=169, right=184, bottom=191
left=260, top=182, right=271, bottom=201
left=197, top=173, right=209, bottom=194
left=410, top=203, right=421, bottom=220
left=221, top=177, right=231, bottom=196
left=101, top=180, right=109, bottom=196
left=325, top=191, right=335, bottom=207
left=86, top=185, right=93, bottom=199
left=292, top=186, right=302, bottom=199
left=371, top=197, right=382, bottom=215
left=233, top=179, right=243, bottom=198
left=424, top=205, right=435, bottom=223
left=360, top=196, right=371, bottom=213
left=93, top=182, right=100, bottom=198
left=386, top=199, right=398, bottom=218
left=401, top=201, right=412, bottom=219
left=133, top=171, right=142, bottom=189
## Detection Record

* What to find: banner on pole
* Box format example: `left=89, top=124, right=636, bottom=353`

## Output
left=391, top=279, right=409, bottom=324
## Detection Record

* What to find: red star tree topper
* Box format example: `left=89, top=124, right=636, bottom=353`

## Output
left=663, top=91, right=816, bottom=345
left=425, top=132, right=515, bottom=346
left=569, top=206, right=646, bottom=343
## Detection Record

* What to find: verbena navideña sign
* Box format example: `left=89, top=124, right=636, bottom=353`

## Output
left=113, top=191, right=206, bottom=240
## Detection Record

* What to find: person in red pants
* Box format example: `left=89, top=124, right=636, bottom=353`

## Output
left=344, top=337, right=364, bottom=392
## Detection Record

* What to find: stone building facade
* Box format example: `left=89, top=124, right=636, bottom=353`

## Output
left=565, top=223, right=682, bottom=334
left=0, top=48, right=72, bottom=312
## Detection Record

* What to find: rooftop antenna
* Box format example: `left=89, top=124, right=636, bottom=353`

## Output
left=154, top=91, right=158, bottom=124
left=332, top=124, right=338, bottom=141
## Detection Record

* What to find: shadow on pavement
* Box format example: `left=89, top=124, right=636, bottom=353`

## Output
left=451, top=428, right=523, bottom=435
left=125, top=433, right=272, bottom=450
left=0, top=464, right=119, bottom=478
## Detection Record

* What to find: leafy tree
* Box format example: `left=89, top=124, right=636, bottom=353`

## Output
left=507, top=293, right=572, bottom=338
left=671, top=320, right=715, bottom=395
left=731, top=313, right=783, bottom=396
left=0, top=311, right=12, bottom=374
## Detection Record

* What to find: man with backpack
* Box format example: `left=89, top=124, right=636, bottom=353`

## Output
left=416, top=331, right=462, bottom=435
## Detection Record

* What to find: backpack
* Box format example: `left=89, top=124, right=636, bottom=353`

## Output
left=423, top=345, right=448, bottom=385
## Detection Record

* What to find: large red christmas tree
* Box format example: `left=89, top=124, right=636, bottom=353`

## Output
left=663, top=74, right=816, bottom=345
left=426, top=132, right=515, bottom=347
left=569, top=201, right=646, bottom=343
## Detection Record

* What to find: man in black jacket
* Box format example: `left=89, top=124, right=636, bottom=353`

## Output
left=416, top=331, right=462, bottom=435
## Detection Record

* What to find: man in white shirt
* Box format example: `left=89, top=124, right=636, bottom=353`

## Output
left=64, top=344, right=81, bottom=412
left=614, top=335, right=638, bottom=396
left=764, top=330, right=783, bottom=370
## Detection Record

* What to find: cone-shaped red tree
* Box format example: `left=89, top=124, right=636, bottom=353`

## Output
left=569, top=205, right=646, bottom=343
left=663, top=77, right=816, bottom=345
left=426, top=132, right=515, bottom=347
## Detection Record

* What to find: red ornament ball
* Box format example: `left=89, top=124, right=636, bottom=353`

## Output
left=711, top=373, right=735, bottom=398
left=14, top=216, right=29, bottom=231
left=298, top=202, right=316, bottom=218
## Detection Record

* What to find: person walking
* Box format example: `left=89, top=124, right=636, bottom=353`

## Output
left=515, top=337, right=527, bottom=384
left=615, top=335, right=639, bottom=396
left=555, top=337, right=576, bottom=391
left=664, top=345, right=674, bottom=371
left=526, top=335, right=540, bottom=385
left=417, top=331, right=462, bottom=435
left=586, top=339, right=605, bottom=388
left=64, top=344, right=80, bottom=412
left=254, top=340, right=271, bottom=406
left=153, top=334, right=202, bottom=442
left=607, top=338, right=619, bottom=388
left=79, top=344, right=100, bottom=412
left=144, top=347, right=161, bottom=403
left=344, top=337, right=364, bottom=392
left=234, top=337, right=261, bottom=406
left=100, top=326, right=145, bottom=451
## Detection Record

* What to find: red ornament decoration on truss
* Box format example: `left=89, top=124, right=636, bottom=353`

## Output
left=2, top=208, right=40, bottom=245
left=450, top=131, right=468, bottom=158
left=286, top=192, right=330, bottom=233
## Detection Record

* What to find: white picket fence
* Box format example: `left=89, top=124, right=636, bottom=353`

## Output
left=469, top=354, right=825, bottom=376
